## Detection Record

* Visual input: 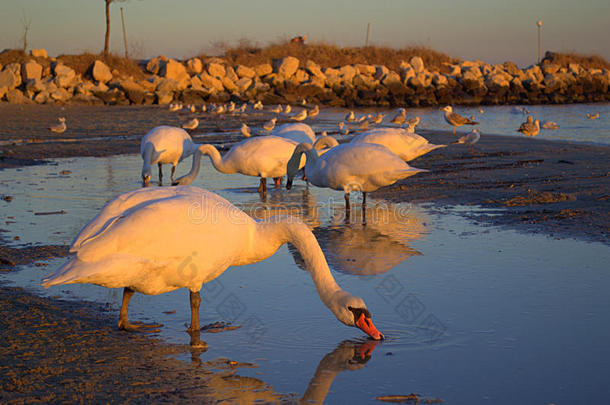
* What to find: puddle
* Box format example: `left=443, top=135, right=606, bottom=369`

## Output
left=1, top=154, right=609, bottom=404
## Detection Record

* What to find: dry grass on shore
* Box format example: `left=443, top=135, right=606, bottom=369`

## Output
left=56, top=52, right=145, bottom=79
left=201, top=40, right=459, bottom=72
left=543, top=51, right=610, bottom=70
left=0, top=50, right=144, bottom=79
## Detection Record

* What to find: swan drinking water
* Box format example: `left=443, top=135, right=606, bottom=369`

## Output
left=286, top=141, right=427, bottom=210
left=140, top=126, right=200, bottom=186
left=172, top=135, right=337, bottom=191
left=42, top=186, right=384, bottom=340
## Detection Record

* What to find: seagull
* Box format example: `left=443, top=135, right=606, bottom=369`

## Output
left=390, top=108, right=406, bottom=126
left=345, top=111, right=355, bottom=122
left=406, top=116, right=420, bottom=128
left=182, top=118, right=199, bottom=130
left=453, top=129, right=480, bottom=152
left=214, top=105, right=226, bottom=115
left=290, top=109, right=308, bottom=122
left=308, top=104, right=320, bottom=117
left=284, top=105, right=292, bottom=114
left=269, top=105, right=282, bottom=114
left=338, top=122, right=349, bottom=136
left=240, top=123, right=251, bottom=137
left=201, top=104, right=207, bottom=112
left=518, top=116, right=534, bottom=131
left=541, top=120, right=559, bottom=130
left=371, top=113, right=385, bottom=125
left=442, top=106, right=479, bottom=135
left=49, top=117, right=67, bottom=134
left=263, top=117, right=277, bottom=132
left=586, top=112, right=599, bottom=119
left=253, top=100, right=263, bottom=110
left=517, top=118, right=540, bottom=137
left=359, top=120, right=370, bottom=131
left=169, top=103, right=182, bottom=112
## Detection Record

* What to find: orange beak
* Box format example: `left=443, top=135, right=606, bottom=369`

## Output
left=356, top=313, right=384, bottom=340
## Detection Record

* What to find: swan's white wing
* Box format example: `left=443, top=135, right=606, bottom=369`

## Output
left=47, top=187, right=255, bottom=293
left=351, top=128, right=445, bottom=161
left=70, top=187, right=192, bottom=252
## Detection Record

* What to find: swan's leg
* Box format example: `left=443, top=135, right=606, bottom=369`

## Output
left=188, top=290, right=202, bottom=332
left=258, top=177, right=267, bottom=193
left=118, top=287, right=162, bottom=332
left=273, top=177, right=282, bottom=188
left=362, top=192, right=367, bottom=224
left=171, top=165, right=176, bottom=182
left=158, top=163, right=163, bottom=184
left=453, top=126, right=456, bottom=135
left=118, top=287, right=135, bottom=330
left=344, top=193, right=350, bottom=212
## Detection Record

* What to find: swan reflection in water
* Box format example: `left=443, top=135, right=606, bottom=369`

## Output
left=185, top=337, right=380, bottom=403
left=238, top=190, right=428, bottom=276
left=282, top=199, right=428, bottom=276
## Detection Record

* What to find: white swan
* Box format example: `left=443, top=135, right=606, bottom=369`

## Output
left=286, top=142, right=427, bottom=209
left=140, top=126, right=199, bottom=186
left=172, top=136, right=303, bottom=192
left=172, top=136, right=338, bottom=190
left=273, top=123, right=316, bottom=144
left=351, top=128, right=446, bottom=162
left=42, top=186, right=384, bottom=340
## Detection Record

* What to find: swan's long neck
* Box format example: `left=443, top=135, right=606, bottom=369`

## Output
left=141, top=142, right=154, bottom=178
left=199, top=144, right=235, bottom=174
left=175, top=151, right=203, bottom=185
left=287, top=143, right=319, bottom=182
left=253, top=217, right=341, bottom=308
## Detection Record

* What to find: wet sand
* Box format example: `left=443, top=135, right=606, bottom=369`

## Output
left=0, top=103, right=608, bottom=401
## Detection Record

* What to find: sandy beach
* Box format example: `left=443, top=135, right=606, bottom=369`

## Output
left=0, top=103, right=608, bottom=401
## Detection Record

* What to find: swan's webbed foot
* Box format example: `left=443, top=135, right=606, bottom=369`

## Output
left=118, top=319, right=163, bottom=333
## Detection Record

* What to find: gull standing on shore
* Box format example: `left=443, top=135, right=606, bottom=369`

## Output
left=240, top=123, right=251, bottom=137
left=291, top=109, right=308, bottom=122
left=49, top=117, right=67, bottom=134
left=345, top=111, right=355, bottom=122
left=453, top=129, right=480, bottom=152
left=541, top=120, right=559, bottom=130
left=442, top=106, right=479, bottom=134
left=517, top=118, right=540, bottom=137
left=182, top=118, right=199, bottom=130
left=263, top=117, right=277, bottom=133
left=308, top=104, right=320, bottom=117
left=390, top=108, right=406, bottom=126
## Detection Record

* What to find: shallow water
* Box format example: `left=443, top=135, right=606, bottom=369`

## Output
left=309, top=102, right=610, bottom=146
left=1, top=153, right=609, bottom=403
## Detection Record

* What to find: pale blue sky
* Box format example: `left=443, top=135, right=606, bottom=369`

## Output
left=1, top=0, right=608, bottom=67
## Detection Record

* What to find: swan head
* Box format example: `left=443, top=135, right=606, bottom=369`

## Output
left=142, top=172, right=151, bottom=187
left=286, top=143, right=313, bottom=190
left=331, top=291, right=384, bottom=340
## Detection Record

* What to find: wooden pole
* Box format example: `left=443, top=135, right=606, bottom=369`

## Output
left=121, top=7, right=129, bottom=59
left=365, top=23, right=371, bottom=47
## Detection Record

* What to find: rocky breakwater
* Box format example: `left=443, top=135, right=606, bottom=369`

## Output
left=1, top=50, right=608, bottom=107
